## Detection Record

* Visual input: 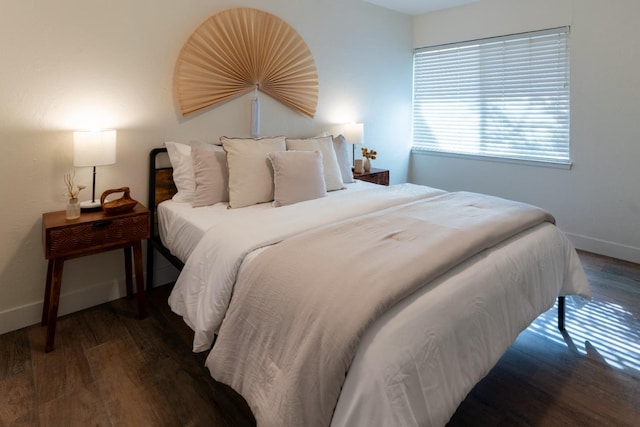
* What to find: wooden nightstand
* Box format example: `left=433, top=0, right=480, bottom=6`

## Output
left=41, top=204, right=150, bottom=352
left=353, top=167, right=390, bottom=186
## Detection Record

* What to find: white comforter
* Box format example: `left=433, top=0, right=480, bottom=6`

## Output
left=330, top=222, right=589, bottom=426
left=167, top=183, right=591, bottom=426
left=207, top=191, right=561, bottom=426
left=168, top=184, right=445, bottom=352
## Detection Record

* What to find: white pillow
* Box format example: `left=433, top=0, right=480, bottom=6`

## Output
left=332, top=134, right=355, bottom=184
left=221, top=136, right=286, bottom=208
left=165, top=141, right=195, bottom=203
left=268, top=151, right=327, bottom=207
left=285, top=136, right=345, bottom=191
left=191, top=141, right=229, bottom=207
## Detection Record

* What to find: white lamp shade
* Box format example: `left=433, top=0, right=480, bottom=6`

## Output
left=73, top=130, right=117, bottom=167
left=343, top=123, right=364, bottom=145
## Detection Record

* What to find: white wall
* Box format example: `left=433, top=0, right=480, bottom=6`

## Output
left=410, top=0, right=640, bottom=263
left=0, top=0, right=412, bottom=334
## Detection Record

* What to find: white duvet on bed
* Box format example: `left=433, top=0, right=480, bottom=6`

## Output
left=329, top=222, right=588, bottom=426
left=205, top=192, right=590, bottom=427
left=227, top=223, right=589, bottom=427
left=165, top=182, right=590, bottom=426
left=168, top=183, right=446, bottom=351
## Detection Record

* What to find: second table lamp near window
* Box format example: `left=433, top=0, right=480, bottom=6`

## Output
left=73, top=129, right=117, bottom=210
left=342, top=122, right=364, bottom=167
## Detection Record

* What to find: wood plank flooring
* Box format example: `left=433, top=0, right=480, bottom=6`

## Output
left=0, top=250, right=638, bottom=426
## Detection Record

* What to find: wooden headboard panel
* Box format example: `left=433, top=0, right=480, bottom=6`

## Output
left=148, top=147, right=177, bottom=210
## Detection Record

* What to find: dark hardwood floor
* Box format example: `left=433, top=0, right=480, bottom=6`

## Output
left=0, top=250, right=638, bottom=426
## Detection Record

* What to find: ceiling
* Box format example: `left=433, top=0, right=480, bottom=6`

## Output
left=364, top=0, right=479, bottom=16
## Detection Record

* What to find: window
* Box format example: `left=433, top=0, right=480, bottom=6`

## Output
left=412, top=27, right=570, bottom=167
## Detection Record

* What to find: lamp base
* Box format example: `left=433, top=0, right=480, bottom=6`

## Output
left=80, top=199, right=102, bottom=211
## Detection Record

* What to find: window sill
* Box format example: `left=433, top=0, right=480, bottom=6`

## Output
left=411, top=148, right=573, bottom=170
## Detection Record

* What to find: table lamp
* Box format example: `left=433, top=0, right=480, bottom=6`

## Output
left=343, top=122, right=364, bottom=166
left=73, top=129, right=117, bottom=210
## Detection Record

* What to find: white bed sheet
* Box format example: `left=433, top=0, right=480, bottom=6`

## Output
left=158, top=180, right=380, bottom=263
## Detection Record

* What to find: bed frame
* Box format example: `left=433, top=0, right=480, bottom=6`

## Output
left=144, top=146, right=567, bottom=330
left=146, top=147, right=183, bottom=289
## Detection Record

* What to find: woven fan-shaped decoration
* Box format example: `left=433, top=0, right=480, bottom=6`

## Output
left=175, top=8, right=319, bottom=118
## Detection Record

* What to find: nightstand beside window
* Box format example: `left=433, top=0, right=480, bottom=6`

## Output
left=353, top=167, right=389, bottom=186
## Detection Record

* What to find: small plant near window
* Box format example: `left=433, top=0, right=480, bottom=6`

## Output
left=361, top=147, right=377, bottom=160
left=361, top=147, right=377, bottom=172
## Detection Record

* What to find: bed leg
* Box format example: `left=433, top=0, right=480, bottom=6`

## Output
left=557, top=296, right=566, bottom=331
left=146, top=243, right=154, bottom=290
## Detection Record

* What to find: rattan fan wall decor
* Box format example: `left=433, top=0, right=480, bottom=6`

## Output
left=174, top=8, right=319, bottom=119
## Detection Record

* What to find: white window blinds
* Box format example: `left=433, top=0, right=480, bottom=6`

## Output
left=412, top=27, right=570, bottom=166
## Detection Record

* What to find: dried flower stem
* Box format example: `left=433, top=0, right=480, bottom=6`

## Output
left=64, top=171, right=86, bottom=199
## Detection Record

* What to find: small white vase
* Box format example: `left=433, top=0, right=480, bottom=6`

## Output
left=66, top=198, right=81, bottom=220
left=363, top=158, right=371, bottom=172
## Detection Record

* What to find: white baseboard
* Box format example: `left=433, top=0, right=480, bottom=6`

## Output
left=0, top=279, right=124, bottom=336
left=0, top=265, right=179, bottom=336
left=564, top=231, right=640, bottom=264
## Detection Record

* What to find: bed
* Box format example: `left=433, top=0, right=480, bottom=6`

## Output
left=146, top=141, right=591, bottom=427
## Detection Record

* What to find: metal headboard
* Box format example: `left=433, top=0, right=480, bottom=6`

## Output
left=147, top=147, right=183, bottom=288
